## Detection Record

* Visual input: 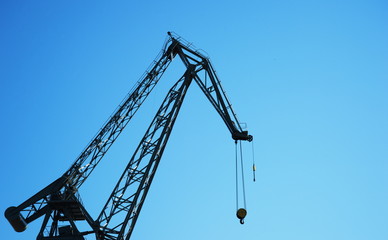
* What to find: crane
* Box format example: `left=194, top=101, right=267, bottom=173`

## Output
left=5, top=32, right=253, bottom=240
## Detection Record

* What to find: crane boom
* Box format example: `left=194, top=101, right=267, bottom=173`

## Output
left=97, top=65, right=195, bottom=240
left=5, top=33, right=252, bottom=240
left=5, top=36, right=179, bottom=232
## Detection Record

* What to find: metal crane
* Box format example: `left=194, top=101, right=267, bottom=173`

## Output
left=5, top=32, right=253, bottom=240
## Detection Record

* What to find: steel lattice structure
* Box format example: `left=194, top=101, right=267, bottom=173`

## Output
left=5, top=32, right=252, bottom=240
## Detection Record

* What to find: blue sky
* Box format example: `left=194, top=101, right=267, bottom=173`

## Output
left=1, top=1, right=387, bottom=240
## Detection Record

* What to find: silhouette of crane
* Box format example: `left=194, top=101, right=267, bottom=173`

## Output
left=5, top=32, right=252, bottom=240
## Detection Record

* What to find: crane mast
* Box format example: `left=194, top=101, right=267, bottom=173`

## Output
left=5, top=32, right=252, bottom=240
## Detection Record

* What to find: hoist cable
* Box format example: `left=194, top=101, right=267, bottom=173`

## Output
left=235, top=141, right=239, bottom=211
left=252, top=139, right=256, bottom=182
left=239, top=141, right=247, bottom=209
left=235, top=140, right=248, bottom=224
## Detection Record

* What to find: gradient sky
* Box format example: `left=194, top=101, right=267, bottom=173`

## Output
left=1, top=1, right=387, bottom=240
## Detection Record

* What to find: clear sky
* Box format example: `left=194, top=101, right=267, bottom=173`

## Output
left=1, top=1, right=387, bottom=240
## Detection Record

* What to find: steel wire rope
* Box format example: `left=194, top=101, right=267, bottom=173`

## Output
left=235, top=140, right=247, bottom=210
left=252, top=139, right=256, bottom=182
left=235, top=141, right=239, bottom=211
left=239, top=141, right=247, bottom=209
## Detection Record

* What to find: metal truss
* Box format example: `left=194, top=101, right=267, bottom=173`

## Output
left=5, top=33, right=252, bottom=240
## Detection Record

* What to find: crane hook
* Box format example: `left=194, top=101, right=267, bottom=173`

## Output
left=236, top=208, right=247, bottom=225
